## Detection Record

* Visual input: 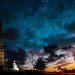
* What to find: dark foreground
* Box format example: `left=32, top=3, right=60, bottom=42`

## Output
left=0, top=70, right=75, bottom=75
left=1, top=72, right=75, bottom=75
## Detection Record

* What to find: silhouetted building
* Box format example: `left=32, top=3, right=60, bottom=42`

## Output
left=0, top=20, right=5, bottom=70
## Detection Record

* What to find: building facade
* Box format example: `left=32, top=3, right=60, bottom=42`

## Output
left=0, top=20, right=5, bottom=70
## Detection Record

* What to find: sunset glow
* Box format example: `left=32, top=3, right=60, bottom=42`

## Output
left=46, top=63, right=75, bottom=72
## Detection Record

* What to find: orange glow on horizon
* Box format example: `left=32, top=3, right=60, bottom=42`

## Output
left=45, top=63, right=75, bottom=72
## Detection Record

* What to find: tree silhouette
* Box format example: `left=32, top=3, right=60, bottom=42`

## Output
left=34, top=58, right=46, bottom=71
left=58, top=67, right=61, bottom=71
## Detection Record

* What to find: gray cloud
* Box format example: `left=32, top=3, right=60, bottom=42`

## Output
left=64, top=21, right=75, bottom=32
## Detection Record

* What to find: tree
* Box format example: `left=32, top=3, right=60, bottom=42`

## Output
left=34, top=58, right=46, bottom=71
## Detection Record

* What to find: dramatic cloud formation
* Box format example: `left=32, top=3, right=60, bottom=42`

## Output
left=64, top=21, right=75, bottom=32
left=1, top=0, right=75, bottom=51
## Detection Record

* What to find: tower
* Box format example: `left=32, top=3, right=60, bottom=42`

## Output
left=0, top=20, right=5, bottom=70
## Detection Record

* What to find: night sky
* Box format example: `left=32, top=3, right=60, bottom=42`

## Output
left=1, top=0, right=75, bottom=51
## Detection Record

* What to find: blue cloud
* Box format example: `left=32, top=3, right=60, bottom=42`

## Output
left=2, top=0, right=75, bottom=50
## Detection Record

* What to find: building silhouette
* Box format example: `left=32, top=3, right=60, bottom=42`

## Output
left=0, top=20, right=5, bottom=70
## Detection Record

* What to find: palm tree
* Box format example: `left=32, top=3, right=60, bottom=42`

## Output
left=34, top=57, right=46, bottom=72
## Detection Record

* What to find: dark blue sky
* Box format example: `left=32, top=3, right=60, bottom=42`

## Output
left=1, top=0, right=75, bottom=50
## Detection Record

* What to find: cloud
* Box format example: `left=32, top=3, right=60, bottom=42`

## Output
left=64, top=21, right=75, bottom=32
left=2, top=0, right=75, bottom=50
left=0, top=0, right=42, bottom=22
left=4, top=27, right=20, bottom=41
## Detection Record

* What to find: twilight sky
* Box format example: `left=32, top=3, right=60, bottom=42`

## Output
left=1, top=0, right=75, bottom=50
